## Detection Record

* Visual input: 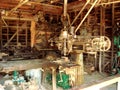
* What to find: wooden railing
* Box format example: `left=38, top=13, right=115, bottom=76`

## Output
left=71, top=75, right=120, bottom=90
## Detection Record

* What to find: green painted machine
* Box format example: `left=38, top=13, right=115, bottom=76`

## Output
left=111, top=36, right=120, bottom=75
left=114, top=36, right=120, bottom=56
left=46, top=72, right=71, bottom=89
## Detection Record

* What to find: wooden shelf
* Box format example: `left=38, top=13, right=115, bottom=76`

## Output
left=1, top=20, right=31, bottom=47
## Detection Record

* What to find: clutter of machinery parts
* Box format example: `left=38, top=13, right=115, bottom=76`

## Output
left=0, top=0, right=120, bottom=90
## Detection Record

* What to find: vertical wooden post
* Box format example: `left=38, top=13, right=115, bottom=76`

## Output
left=26, top=21, right=28, bottom=46
left=52, top=68, right=56, bottom=90
left=99, top=6, right=105, bottom=73
left=75, top=53, right=84, bottom=85
left=17, top=21, right=19, bottom=46
left=100, top=6, right=105, bottom=36
left=30, top=21, right=36, bottom=47
left=0, top=13, right=2, bottom=49
left=7, top=27, right=9, bottom=44
left=111, top=3, right=115, bottom=72
left=100, top=5, right=103, bottom=34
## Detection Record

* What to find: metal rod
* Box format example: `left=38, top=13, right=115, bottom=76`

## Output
left=70, top=0, right=90, bottom=26
left=75, top=0, right=99, bottom=33
left=63, top=0, right=68, bottom=56
left=63, top=39, right=67, bottom=56
left=63, top=0, right=68, bottom=17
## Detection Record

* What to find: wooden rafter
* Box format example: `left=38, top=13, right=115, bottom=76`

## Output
left=2, top=16, right=34, bottom=21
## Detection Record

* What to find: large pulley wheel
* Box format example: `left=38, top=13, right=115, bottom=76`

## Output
left=92, top=36, right=111, bottom=51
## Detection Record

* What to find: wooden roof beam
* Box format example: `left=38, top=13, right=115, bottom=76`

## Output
left=29, top=1, right=63, bottom=15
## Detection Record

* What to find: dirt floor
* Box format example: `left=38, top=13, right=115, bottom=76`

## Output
left=84, top=72, right=117, bottom=90
left=72, top=72, right=117, bottom=90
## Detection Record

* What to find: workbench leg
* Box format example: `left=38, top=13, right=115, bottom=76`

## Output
left=52, top=68, right=56, bottom=90
left=42, top=71, right=46, bottom=83
left=117, top=81, right=120, bottom=90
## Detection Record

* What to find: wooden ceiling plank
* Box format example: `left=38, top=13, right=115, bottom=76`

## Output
left=0, top=3, right=33, bottom=11
left=0, top=1, right=63, bottom=15
left=100, top=0, right=120, bottom=5
left=8, top=0, right=29, bottom=15
left=67, top=0, right=87, bottom=12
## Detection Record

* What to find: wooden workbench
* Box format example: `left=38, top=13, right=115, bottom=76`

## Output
left=0, top=59, right=43, bottom=73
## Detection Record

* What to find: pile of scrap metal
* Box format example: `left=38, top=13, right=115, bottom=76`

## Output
left=0, top=52, right=8, bottom=61
left=0, top=68, right=46, bottom=90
